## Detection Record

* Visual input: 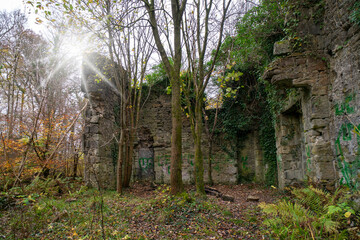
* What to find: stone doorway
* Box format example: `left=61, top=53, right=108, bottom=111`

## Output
left=136, top=127, right=155, bottom=181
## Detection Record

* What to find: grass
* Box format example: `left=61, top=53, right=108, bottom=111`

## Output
left=0, top=179, right=269, bottom=239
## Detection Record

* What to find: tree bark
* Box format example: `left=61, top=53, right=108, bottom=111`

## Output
left=208, top=140, right=214, bottom=186
left=117, top=129, right=124, bottom=194
left=194, top=99, right=204, bottom=194
left=170, top=74, right=183, bottom=194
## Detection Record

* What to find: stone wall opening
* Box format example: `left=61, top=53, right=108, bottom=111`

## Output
left=135, top=127, right=155, bottom=181
left=277, top=103, right=306, bottom=188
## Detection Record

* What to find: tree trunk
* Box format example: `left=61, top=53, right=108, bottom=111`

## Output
left=123, top=129, right=134, bottom=187
left=73, top=150, right=79, bottom=179
left=143, top=0, right=186, bottom=195
left=170, top=75, right=183, bottom=195
left=122, top=128, right=130, bottom=187
left=117, top=129, right=125, bottom=194
left=194, top=100, right=205, bottom=195
left=208, top=140, right=214, bottom=186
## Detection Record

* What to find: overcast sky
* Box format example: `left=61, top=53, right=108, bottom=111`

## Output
left=0, top=0, right=47, bottom=33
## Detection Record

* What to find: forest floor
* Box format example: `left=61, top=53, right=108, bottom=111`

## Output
left=0, top=179, right=282, bottom=239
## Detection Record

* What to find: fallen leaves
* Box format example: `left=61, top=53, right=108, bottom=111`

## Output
left=1, top=182, right=281, bottom=239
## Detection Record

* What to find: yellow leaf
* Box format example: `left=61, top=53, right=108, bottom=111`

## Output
left=35, top=17, right=43, bottom=24
left=344, top=212, right=351, bottom=218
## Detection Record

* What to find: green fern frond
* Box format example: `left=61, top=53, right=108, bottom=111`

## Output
left=291, top=186, right=329, bottom=215
left=320, top=217, right=339, bottom=234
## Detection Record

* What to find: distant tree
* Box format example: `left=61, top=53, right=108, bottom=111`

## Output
left=0, top=10, right=85, bottom=185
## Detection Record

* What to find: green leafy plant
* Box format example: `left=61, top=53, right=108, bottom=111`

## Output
left=260, top=186, right=359, bottom=239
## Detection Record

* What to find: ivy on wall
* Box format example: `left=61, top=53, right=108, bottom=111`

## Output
left=210, top=0, right=290, bottom=185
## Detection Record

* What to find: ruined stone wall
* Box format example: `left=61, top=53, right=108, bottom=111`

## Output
left=264, top=0, right=360, bottom=189
left=134, top=92, right=244, bottom=184
left=82, top=62, right=265, bottom=188
left=327, top=0, right=360, bottom=191
left=82, top=58, right=269, bottom=188
left=82, top=54, right=121, bottom=189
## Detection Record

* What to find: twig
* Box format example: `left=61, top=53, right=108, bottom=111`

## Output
left=36, top=100, right=89, bottom=177
left=13, top=96, right=45, bottom=187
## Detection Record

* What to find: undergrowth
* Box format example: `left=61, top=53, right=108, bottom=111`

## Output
left=260, top=186, right=360, bottom=240
left=0, top=180, right=264, bottom=239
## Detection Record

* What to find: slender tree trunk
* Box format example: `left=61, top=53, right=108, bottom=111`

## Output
left=73, top=151, right=79, bottom=179
left=194, top=99, right=205, bottom=194
left=208, top=140, right=213, bottom=185
left=123, top=128, right=130, bottom=187
left=123, top=129, right=134, bottom=187
left=143, top=0, right=186, bottom=195
left=19, top=91, right=24, bottom=135
left=117, top=129, right=124, bottom=194
left=170, top=75, right=183, bottom=195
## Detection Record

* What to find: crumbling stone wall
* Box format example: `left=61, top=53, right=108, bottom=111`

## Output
left=264, top=0, right=360, bottom=189
left=134, top=92, right=244, bottom=184
left=82, top=61, right=266, bottom=188
left=82, top=54, right=121, bottom=189
left=328, top=0, right=360, bottom=191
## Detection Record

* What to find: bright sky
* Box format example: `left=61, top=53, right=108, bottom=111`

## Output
left=0, top=0, right=47, bottom=33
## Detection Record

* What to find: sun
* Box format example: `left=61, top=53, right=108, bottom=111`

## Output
left=59, top=32, right=93, bottom=62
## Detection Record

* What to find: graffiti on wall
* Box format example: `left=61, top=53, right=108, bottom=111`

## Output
left=241, top=156, right=248, bottom=169
left=139, top=157, right=154, bottom=170
left=138, top=148, right=155, bottom=179
left=335, top=93, right=355, bottom=116
left=157, top=154, right=171, bottom=174
left=334, top=93, right=360, bottom=190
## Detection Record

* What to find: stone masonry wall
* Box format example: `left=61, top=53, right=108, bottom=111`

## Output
left=82, top=57, right=269, bottom=188
left=327, top=0, right=360, bottom=191
left=134, top=92, right=249, bottom=185
left=264, top=0, right=360, bottom=189
left=82, top=54, right=121, bottom=189
left=82, top=60, right=265, bottom=188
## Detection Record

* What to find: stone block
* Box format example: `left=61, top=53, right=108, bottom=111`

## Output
left=285, top=170, right=304, bottom=180
left=311, top=142, right=332, bottom=156
left=89, top=125, right=99, bottom=134
left=310, top=96, right=330, bottom=119
left=311, top=119, right=329, bottom=129
left=273, top=40, right=291, bottom=56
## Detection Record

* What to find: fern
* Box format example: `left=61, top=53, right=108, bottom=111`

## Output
left=260, top=186, right=356, bottom=239
left=292, top=186, right=329, bottom=215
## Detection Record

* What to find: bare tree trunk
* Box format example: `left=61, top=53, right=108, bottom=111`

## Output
left=208, top=140, right=214, bottom=185
left=170, top=75, right=183, bottom=194
left=73, top=149, right=79, bottom=179
left=123, top=127, right=134, bottom=187
left=116, top=129, right=125, bottom=194
left=194, top=99, right=204, bottom=194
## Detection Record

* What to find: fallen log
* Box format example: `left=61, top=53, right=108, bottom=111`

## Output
left=204, top=186, right=234, bottom=202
